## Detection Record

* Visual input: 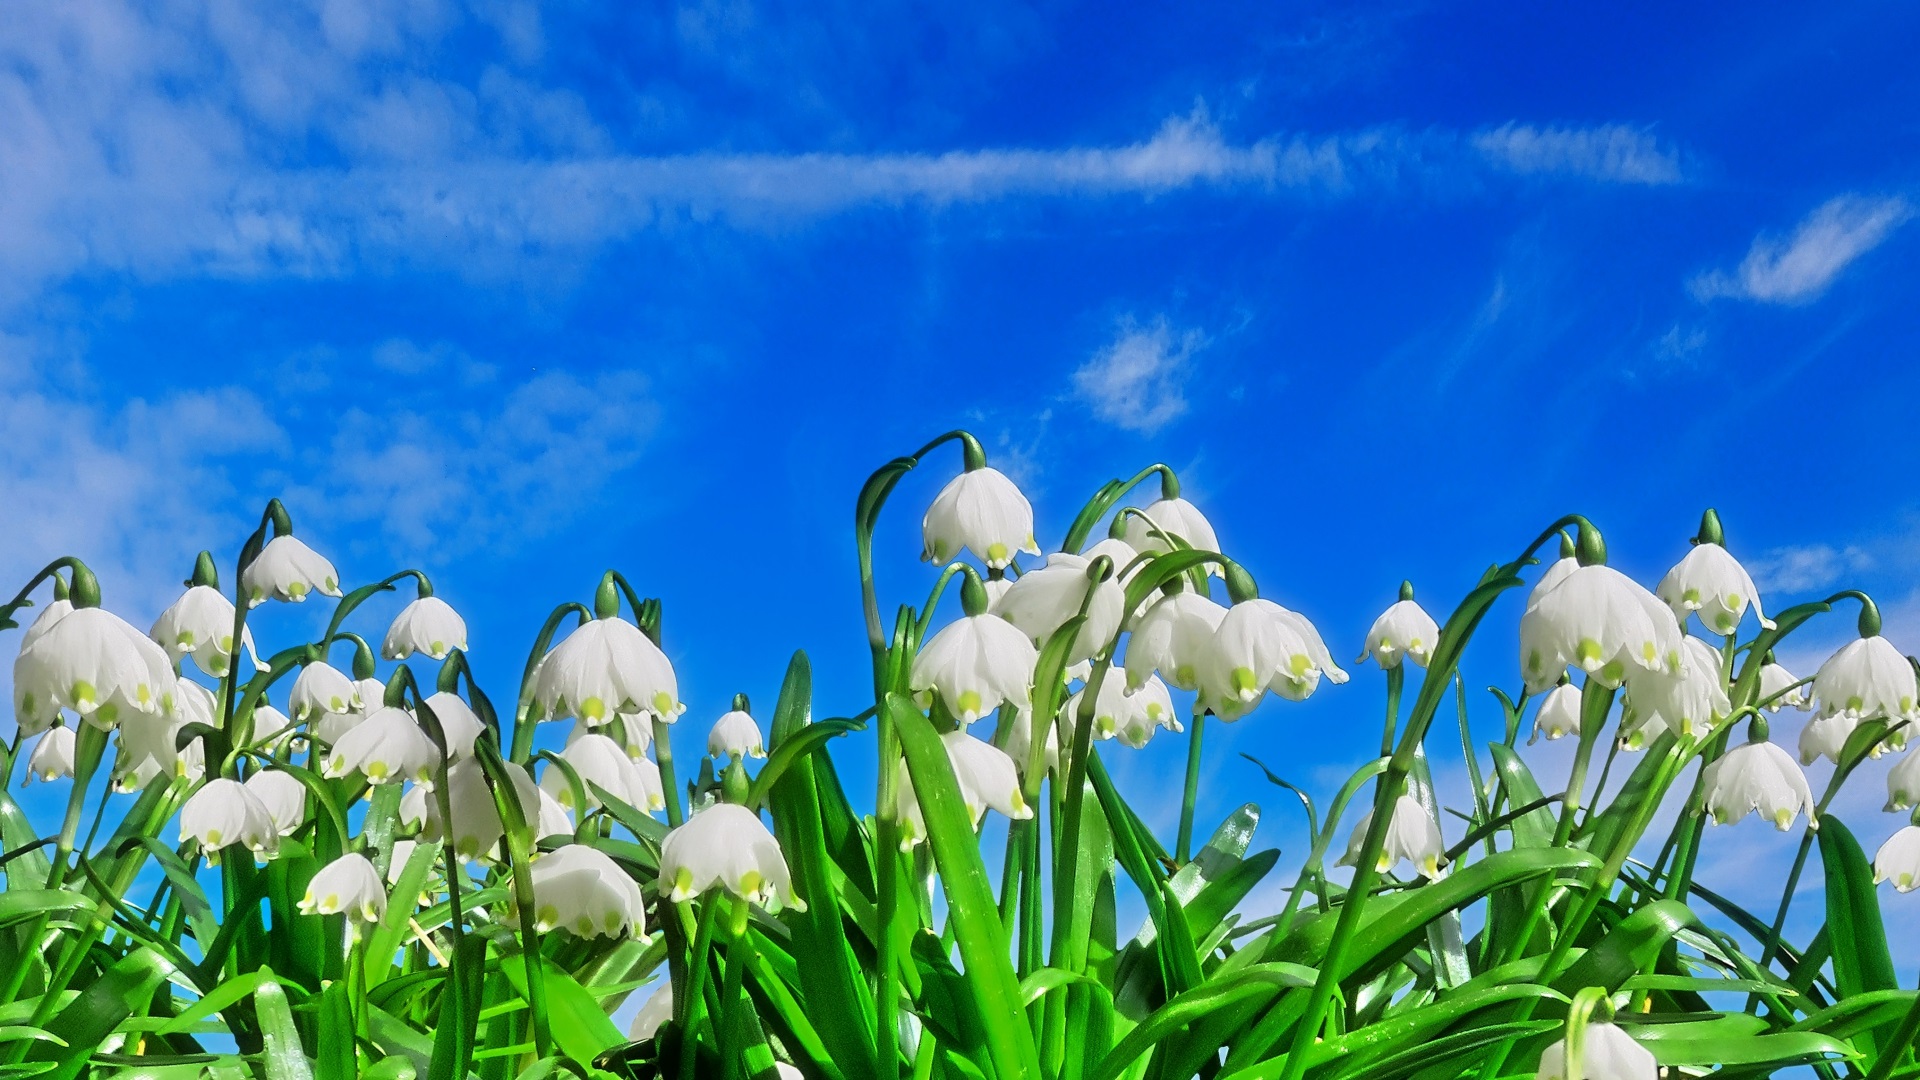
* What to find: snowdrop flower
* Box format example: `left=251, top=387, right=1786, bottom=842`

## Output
left=1535, top=1022, right=1657, bottom=1080
left=383, top=595, right=468, bottom=661
left=530, top=617, right=683, bottom=726
left=1519, top=564, right=1682, bottom=694
left=1119, top=496, right=1222, bottom=570
left=1703, top=738, right=1816, bottom=831
left=896, top=731, right=1032, bottom=849
left=244, top=769, right=308, bottom=836
left=14, top=606, right=176, bottom=733
left=323, top=707, right=439, bottom=785
left=1340, top=795, right=1446, bottom=879
left=290, top=662, right=360, bottom=724
left=25, top=726, right=76, bottom=783
left=910, top=612, right=1037, bottom=723
left=922, top=467, right=1039, bottom=570
left=421, top=692, right=486, bottom=760
left=1759, top=661, right=1810, bottom=711
left=992, top=552, right=1126, bottom=664
left=1657, top=542, right=1771, bottom=635
left=1799, top=715, right=1859, bottom=766
left=1874, top=826, right=1920, bottom=892
left=1070, top=669, right=1179, bottom=748
left=1621, top=637, right=1730, bottom=746
left=659, top=802, right=804, bottom=911
left=541, top=732, right=664, bottom=813
left=151, top=585, right=265, bottom=678
left=249, top=704, right=294, bottom=748
left=629, top=983, right=672, bottom=1041
left=422, top=760, right=555, bottom=860
left=114, top=712, right=187, bottom=792
left=179, top=778, right=279, bottom=862
left=241, top=535, right=341, bottom=607
left=527, top=844, right=646, bottom=939
left=1530, top=684, right=1584, bottom=743
left=1886, top=750, right=1920, bottom=811
left=299, top=853, right=388, bottom=923
left=1201, top=599, right=1346, bottom=718
left=708, top=708, right=765, bottom=761
left=18, top=597, right=73, bottom=653
left=1003, top=707, right=1058, bottom=778
left=1812, top=636, right=1918, bottom=725
left=1359, top=597, right=1440, bottom=669
left=1125, top=590, right=1227, bottom=692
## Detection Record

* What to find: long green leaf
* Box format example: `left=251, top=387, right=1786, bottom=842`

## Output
left=255, top=970, right=314, bottom=1080
left=1551, top=899, right=1697, bottom=995
left=29, top=945, right=172, bottom=1080
left=499, top=957, right=622, bottom=1066
left=1822, top=814, right=1900, bottom=1057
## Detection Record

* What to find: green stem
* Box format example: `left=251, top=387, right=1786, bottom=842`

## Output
left=1175, top=712, right=1208, bottom=864
left=1866, top=992, right=1920, bottom=1080
left=45, top=723, right=107, bottom=889
left=653, top=719, right=685, bottom=829
left=717, top=896, right=753, bottom=1077
left=1380, top=665, right=1404, bottom=758
left=678, top=897, right=722, bottom=1080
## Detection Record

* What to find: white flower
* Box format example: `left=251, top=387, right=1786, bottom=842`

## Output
left=1360, top=600, right=1440, bottom=669
left=526, top=844, right=646, bottom=938
left=151, top=586, right=265, bottom=678
left=536, top=787, right=575, bottom=839
left=299, top=853, right=388, bottom=923
left=1657, top=543, right=1771, bottom=636
left=179, top=778, right=279, bottom=862
left=1535, top=1022, right=1657, bottom=1080
left=250, top=704, right=294, bottom=748
left=1125, top=591, right=1226, bottom=692
left=383, top=596, right=468, bottom=661
left=659, top=802, right=803, bottom=911
left=921, top=467, right=1039, bottom=570
left=241, top=535, right=342, bottom=607
left=421, top=692, right=486, bottom=760
left=1530, top=684, right=1584, bottom=743
left=1519, top=564, right=1682, bottom=694
left=707, top=710, right=765, bottom=761
left=19, top=597, right=72, bottom=653
left=1799, top=715, right=1859, bottom=766
left=1702, top=740, right=1816, bottom=831
left=1200, top=599, right=1346, bottom=718
left=323, top=707, right=439, bottom=785
left=14, top=606, right=177, bottom=733
left=992, top=552, right=1128, bottom=665
left=896, top=731, right=1032, bottom=849
left=114, top=711, right=188, bottom=792
left=530, top=618, right=683, bottom=726
left=1621, top=637, right=1730, bottom=746
left=1526, top=557, right=1579, bottom=612
left=1812, top=636, right=1919, bottom=724
left=1003, top=707, right=1058, bottom=778
left=1119, top=496, right=1222, bottom=571
left=909, top=614, right=1037, bottom=723
left=1874, top=826, right=1920, bottom=892
left=244, top=769, right=308, bottom=835
left=629, top=983, right=672, bottom=1041
left=1070, top=669, right=1180, bottom=749
left=25, top=726, right=76, bottom=783
left=541, top=732, right=664, bottom=813
left=1886, top=750, right=1920, bottom=811
left=290, top=662, right=361, bottom=724
left=421, top=760, right=553, bottom=860
left=1339, top=795, right=1446, bottom=880
left=1759, top=662, right=1810, bottom=711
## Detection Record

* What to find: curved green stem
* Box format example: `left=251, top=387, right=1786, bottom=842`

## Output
left=1175, top=712, right=1208, bottom=864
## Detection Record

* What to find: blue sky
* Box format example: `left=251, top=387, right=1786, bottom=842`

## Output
left=5, top=0, right=1920, bottom=948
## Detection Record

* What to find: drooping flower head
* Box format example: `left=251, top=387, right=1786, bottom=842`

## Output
left=530, top=617, right=683, bottom=727
left=1657, top=538, right=1770, bottom=636
left=1702, top=737, right=1816, bottom=831
left=1070, top=669, right=1180, bottom=749
left=151, top=585, right=265, bottom=678
left=383, top=595, right=468, bottom=661
left=244, top=769, right=308, bottom=836
left=25, top=725, right=76, bottom=783
left=910, top=610, right=1037, bottom=724
left=1519, top=564, right=1682, bottom=694
left=1360, top=596, right=1440, bottom=670
left=179, top=778, right=280, bottom=863
left=707, top=706, right=766, bottom=762
left=1119, top=496, right=1222, bottom=572
left=15, top=606, right=177, bottom=734
left=541, top=732, right=664, bottom=813
left=324, top=706, right=439, bottom=785
left=1620, top=637, right=1730, bottom=748
left=1535, top=1022, right=1657, bottom=1080
left=659, top=802, right=804, bottom=912
left=290, top=661, right=361, bottom=724
left=1200, top=598, right=1346, bottom=719
left=1758, top=660, right=1810, bottom=711
left=299, top=853, right=388, bottom=923
left=1530, top=683, right=1584, bottom=744
left=1874, top=826, right=1920, bottom=892
left=1812, top=635, right=1918, bottom=726
left=1339, top=794, right=1446, bottom=880
left=895, top=731, right=1033, bottom=849
left=242, top=534, right=342, bottom=607
left=525, top=845, right=646, bottom=939
left=1125, top=590, right=1226, bottom=692
left=992, top=552, right=1126, bottom=665
left=629, top=983, right=673, bottom=1041
left=921, top=466, right=1039, bottom=570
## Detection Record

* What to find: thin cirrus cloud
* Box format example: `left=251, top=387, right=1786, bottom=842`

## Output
left=1691, top=194, right=1913, bottom=304
left=1072, top=317, right=1210, bottom=435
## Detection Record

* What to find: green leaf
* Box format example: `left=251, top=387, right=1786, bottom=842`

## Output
left=1089, top=964, right=1315, bottom=1080
left=1485, top=744, right=1554, bottom=848
left=0, top=782, right=52, bottom=889
left=748, top=716, right=867, bottom=808
left=428, top=932, right=486, bottom=1080
left=0, top=891, right=91, bottom=928
left=156, top=969, right=302, bottom=1035
left=1821, top=814, right=1900, bottom=1057
left=366, top=841, right=440, bottom=988
left=499, top=956, right=623, bottom=1066
left=1304, top=983, right=1569, bottom=1076
left=29, top=945, right=172, bottom=1080
left=1551, top=899, right=1698, bottom=995
left=316, top=981, right=358, bottom=1080
left=1576, top=732, right=1677, bottom=856
left=255, top=969, right=315, bottom=1080
left=1628, top=1029, right=1856, bottom=1066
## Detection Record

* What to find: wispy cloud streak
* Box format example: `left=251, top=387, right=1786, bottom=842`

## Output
left=1692, top=194, right=1913, bottom=304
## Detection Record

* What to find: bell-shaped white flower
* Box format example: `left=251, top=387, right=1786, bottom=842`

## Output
left=921, top=467, right=1039, bottom=570
left=542, top=732, right=664, bottom=813
left=526, top=844, right=646, bottom=938
left=1812, top=636, right=1919, bottom=724
left=659, top=802, right=804, bottom=911
left=1070, top=669, right=1180, bottom=749
left=1201, top=599, right=1346, bottom=718
left=249, top=704, right=294, bottom=749
left=1759, top=661, right=1810, bottom=711
left=244, top=769, right=308, bottom=835
left=1003, top=706, right=1059, bottom=778
left=323, top=706, right=439, bottom=785
left=707, top=710, right=765, bottom=761
left=114, top=711, right=188, bottom=792
left=910, top=613, right=1037, bottom=723
left=530, top=618, right=683, bottom=726
left=14, top=606, right=177, bottom=733
left=1125, top=591, right=1226, bottom=692
left=299, top=853, right=388, bottom=923
left=1799, top=715, right=1859, bottom=766
left=1535, top=1022, right=1657, bottom=1080
left=19, top=597, right=73, bottom=653
left=1702, top=739, right=1816, bottom=831
left=151, top=586, right=265, bottom=678
left=993, top=552, right=1127, bottom=665
left=1621, top=637, right=1730, bottom=747
left=1885, top=750, right=1920, bottom=811
left=421, top=759, right=553, bottom=860
left=421, top=692, right=486, bottom=760
left=1360, top=600, right=1440, bottom=669
left=1530, top=683, right=1584, bottom=743
left=1657, top=543, right=1771, bottom=636
left=1519, top=564, right=1682, bottom=694
left=25, top=725, right=76, bottom=783
left=1526, top=557, right=1580, bottom=612
left=1339, top=795, right=1446, bottom=880
left=383, top=596, right=468, bottom=661
left=1874, top=826, right=1920, bottom=892
left=896, top=731, right=1033, bottom=849
left=179, top=778, right=279, bottom=862
left=1119, top=496, right=1222, bottom=571
left=630, top=983, right=672, bottom=1041
left=290, top=662, right=361, bottom=724
left=241, top=535, right=342, bottom=607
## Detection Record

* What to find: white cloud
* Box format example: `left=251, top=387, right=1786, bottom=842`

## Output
left=1471, top=123, right=1683, bottom=185
left=1691, top=194, right=1913, bottom=304
left=1747, top=542, right=1874, bottom=596
left=1073, top=317, right=1206, bottom=434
